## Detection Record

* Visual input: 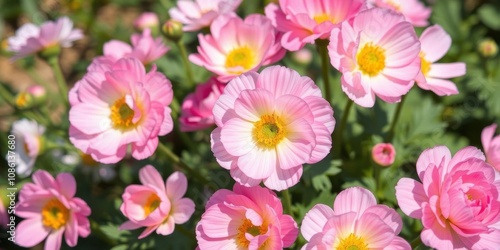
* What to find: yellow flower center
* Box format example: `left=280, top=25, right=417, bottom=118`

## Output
left=336, top=233, right=368, bottom=250
left=225, top=46, right=255, bottom=73
left=42, top=199, right=70, bottom=230
left=384, top=0, right=401, bottom=11
left=252, top=113, right=288, bottom=149
left=313, top=13, right=336, bottom=24
left=143, top=194, right=161, bottom=217
left=79, top=152, right=100, bottom=167
left=420, top=52, right=431, bottom=76
left=236, top=219, right=268, bottom=248
left=15, top=92, right=29, bottom=107
left=357, top=43, right=386, bottom=77
left=110, top=96, right=138, bottom=130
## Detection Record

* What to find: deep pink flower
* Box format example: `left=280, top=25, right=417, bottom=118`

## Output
left=196, top=183, right=298, bottom=249
left=189, top=14, right=285, bottom=83
left=7, top=16, right=83, bottom=60
left=265, top=0, right=366, bottom=51
left=415, top=25, right=466, bottom=96
left=396, top=146, right=500, bottom=249
left=134, top=12, right=159, bottom=31
left=370, top=0, right=431, bottom=27
left=69, top=57, right=173, bottom=164
left=15, top=170, right=91, bottom=250
left=372, top=143, right=396, bottom=166
left=328, top=8, right=421, bottom=107
left=119, top=165, right=195, bottom=239
left=211, top=66, right=335, bottom=191
left=169, top=0, right=242, bottom=32
left=302, top=187, right=410, bottom=249
left=180, top=77, right=225, bottom=132
left=97, top=28, right=169, bottom=65
left=482, top=123, right=500, bottom=171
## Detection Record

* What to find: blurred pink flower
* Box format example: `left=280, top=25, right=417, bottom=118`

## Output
left=370, top=0, right=431, bottom=27
left=372, top=143, right=396, bottom=166
left=69, top=57, right=173, bottom=164
left=196, top=183, right=298, bottom=249
left=328, top=8, right=420, bottom=107
left=396, top=146, right=500, bottom=249
left=8, top=119, right=45, bottom=177
left=189, top=14, right=285, bottom=83
left=15, top=170, right=91, bottom=250
left=301, top=187, right=410, bottom=250
left=180, top=77, right=225, bottom=132
left=482, top=123, right=500, bottom=171
left=97, top=28, right=169, bottom=65
left=7, top=16, right=83, bottom=60
left=415, top=25, right=466, bottom=96
left=134, top=12, right=159, bottom=31
left=0, top=199, right=7, bottom=229
left=265, top=0, right=365, bottom=51
left=211, top=66, right=335, bottom=191
left=119, top=165, right=195, bottom=239
left=169, top=0, right=242, bottom=32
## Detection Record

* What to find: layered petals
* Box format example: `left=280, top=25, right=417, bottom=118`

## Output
left=482, top=123, right=500, bottom=171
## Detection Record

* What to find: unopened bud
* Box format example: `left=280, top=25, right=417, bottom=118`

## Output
left=134, top=12, right=160, bottom=32
left=371, top=143, right=396, bottom=167
left=27, top=85, right=47, bottom=104
left=478, top=38, right=498, bottom=58
left=15, top=91, right=34, bottom=109
left=162, top=20, right=184, bottom=42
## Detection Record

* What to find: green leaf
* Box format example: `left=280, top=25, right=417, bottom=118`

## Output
left=478, top=4, right=500, bottom=30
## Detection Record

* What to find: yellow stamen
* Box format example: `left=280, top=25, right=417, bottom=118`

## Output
left=357, top=43, right=386, bottom=77
left=235, top=219, right=268, bottom=248
left=15, top=92, right=29, bottom=107
left=420, top=52, right=431, bottom=76
left=336, top=233, right=368, bottom=250
left=313, top=13, right=337, bottom=24
left=42, top=199, right=69, bottom=230
left=252, top=113, right=288, bottom=149
left=225, top=46, right=255, bottom=73
left=143, top=194, right=161, bottom=217
left=110, top=96, right=137, bottom=130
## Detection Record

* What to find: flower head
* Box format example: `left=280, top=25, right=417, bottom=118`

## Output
left=96, top=28, right=169, bottom=65
left=134, top=12, right=159, bottom=31
left=328, top=8, right=421, bottom=107
left=301, top=187, right=410, bottom=250
left=196, top=184, right=298, bottom=249
left=396, top=146, right=500, bottom=249
left=169, top=0, right=242, bottom=32
left=69, top=57, right=173, bottom=164
left=8, top=119, right=45, bottom=177
left=189, top=14, right=285, bottom=83
left=7, top=16, right=83, bottom=60
left=482, top=123, right=500, bottom=171
left=415, top=25, right=466, bottom=96
left=372, top=143, right=396, bottom=166
left=119, top=165, right=195, bottom=239
left=180, top=77, right=225, bottom=131
left=370, top=0, right=431, bottom=27
left=265, top=0, right=366, bottom=51
left=211, top=66, right=335, bottom=191
left=15, top=170, right=91, bottom=250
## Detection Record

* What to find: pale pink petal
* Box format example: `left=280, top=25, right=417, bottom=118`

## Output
left=481, top=124, right=496, bottom=151
left=15, top=218, right=49, bottom=247
left=333, top=187, right=376, bottom=215
left=395, top=178, right=426, bottom=219
left=238, top=148, right=276, bottom=180
left=420, top=25, right=451, bottom=62
left=171, top=198, right=195, bottom=224
left=220, top=118, right=256, bottom=156
left=385, top=236, right=411, bottom=250
left=263, top=164, right=303, bottom=191
left=418, top=78, right=459, bottom=96
left=45, top=229, right=64, bottom=250
left=64, top=214, right=79, bottom=246
left=301, top=204, right=334, bottom=241
left=233, top=89, right=275, bottom=122
left=138, top=225, right=160, bottom=239
left=200, top=204, right=242, bottom=238
left=428, top=63, right=466, bottom=79
left=56, top=173, right=76, bottom=198
left=166, top=172, right=188, bottom=201
left=156, top=216, right=175, bottom=236
left=356, top=213, right=395, bottom=249
left=280, top=215, right=299, bottom=247
left=139, top=165, right=166, bottom=193
left=416, top=146, right=451, bottom=180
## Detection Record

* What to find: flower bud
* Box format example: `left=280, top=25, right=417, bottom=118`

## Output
left=15, top=91, right=34, bottom=109
left=162, top=20, right=184, bottom=42
left=478, top=38, right=498, bottom=58
left=134, top=12, right=160, bottom=32
left=371, top=143, right=396, bottom=167
left=27, top=85, right=47, bottom=104
left=292, top=48, right=312, bottom=64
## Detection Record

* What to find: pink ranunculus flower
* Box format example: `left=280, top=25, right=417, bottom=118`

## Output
left=370, top=0, right=431, bottom=27
left=189, top=14, right=285, bottom=83
left=211, top=66, right=335, bottom=191
left=169, top=0, right=242, bottom=32
left=328, top=8, right=421, bottom=107
left=96, top=28, right=168, bottom=65
left=69, top=57, right=173, bottom=164
left=301, top=187, right=410, bottom=250
left=15, top=170, right=91, bottom=250
left=180, top=77, right=225, bottom=132
left=372, top=143, right=396, bottom=166
left=482, top=123, right=500, bottom=171
left=8, top=119, right=46, bottom=177
left=196, top=183, right=298, bottom=249
left=119, top=165, right=195, bottom=239
left=265, top=0, right=366, bottom=51
left=7, top=16, right=83, bottom=60
left=415, top=25, right=466, bottom=96
left=396, top=146, right=500, bottom=249
left=134, top=12, right=160, bottom=31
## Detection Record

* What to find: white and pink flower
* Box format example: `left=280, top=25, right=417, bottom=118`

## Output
left=482, top=123, right=500, bottom=171
left=8, top=119, right=45, bottom=177
left=370, top=0, right=431, bottom=27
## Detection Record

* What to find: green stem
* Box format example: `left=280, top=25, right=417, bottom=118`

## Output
left=176, top=41, right=195, bottom=88
left=27, top=67, right=50, bottom=91
left=282, top=189, right=293, bottom=216
left=157, top=142, right=209, bottom=184
left=410, top=236, right=422, bottom=249
left=334, top=99, right=354, bottom=158
left=0, top=83, right=14, bottom=106
left=385, top=95, right=406, bottom=142
left=47, top=57, right=69, bottom=105
left=316, top=39, right=332, bottom=104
